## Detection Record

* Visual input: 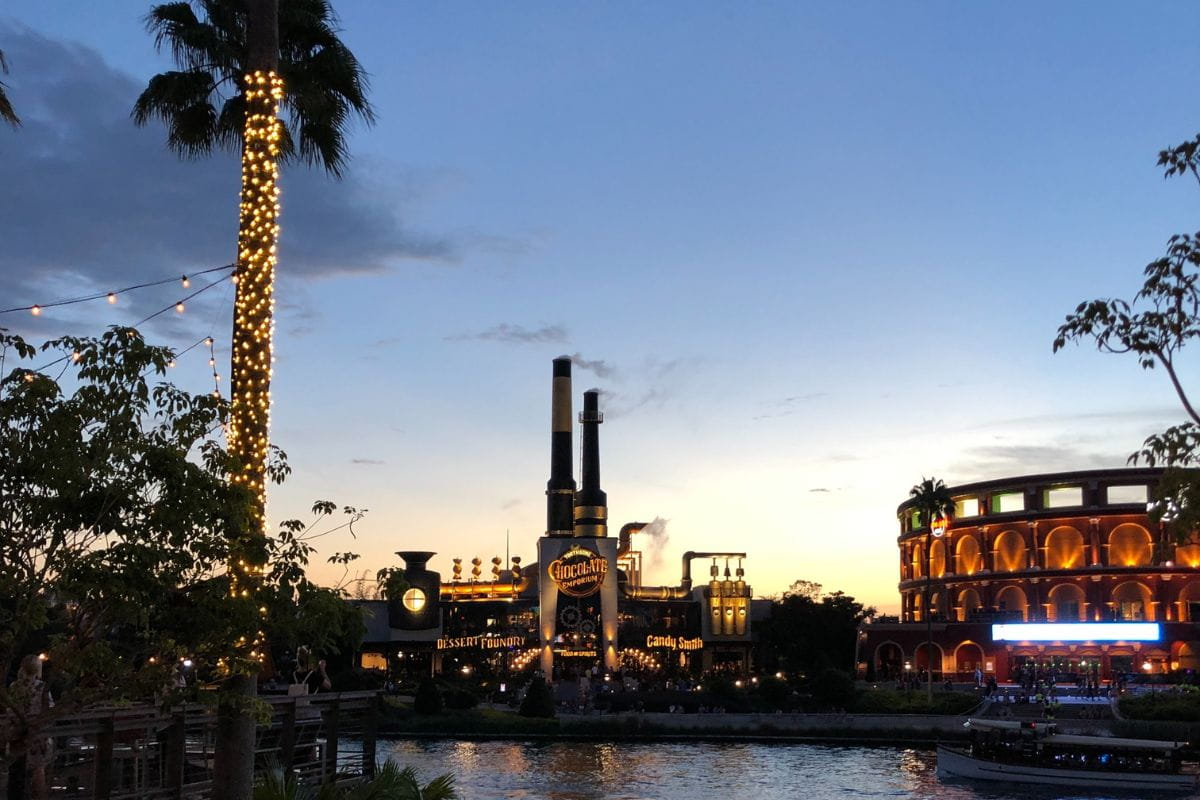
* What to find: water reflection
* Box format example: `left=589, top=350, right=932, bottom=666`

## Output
left=379, top=740, right=1172, bottom=800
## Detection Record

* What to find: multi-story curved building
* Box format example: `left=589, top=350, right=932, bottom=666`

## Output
left=859, top=468, right=1200, bottom=682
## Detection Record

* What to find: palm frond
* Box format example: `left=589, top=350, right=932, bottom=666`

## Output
left=0, top=49, right=20, bottom=128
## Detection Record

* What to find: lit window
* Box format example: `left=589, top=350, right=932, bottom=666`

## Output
left=1044, top=486, right=1082, bottom=508
left=992, top=492, right=1025, bottom=513
left=402, top=588, right=427, bottom=613
left=954, top=498, right=980, bottom=518
left=1108, top=485, right=1147, bottom=505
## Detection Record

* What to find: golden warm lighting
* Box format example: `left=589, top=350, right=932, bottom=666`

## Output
left=181, top=275, right=190, bottom=288
left=175, top=302, right=185, bottom=313
left=107, top=292, right=117, bottom=304
left=30, top=305, right=40, bottom=316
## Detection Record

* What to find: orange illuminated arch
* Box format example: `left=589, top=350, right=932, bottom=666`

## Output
left=1178, top=582, right=1200, bottom=621
left=910, top=542, right=924, bottom=579
left=1109, top=524, right=1153, bottom=567
left=995, top=585, right=1028, bottom=621
left=957, top=587, right=982, bottom=621
left=1044, top=526, right=1085, bottom=570
left=1176, top=543, right=1200, bottom=568
left=929, top=539, right=946, bottom=578
left=955, top=534, right=982, bottom=576
left=1047, top=582, right=1086, bottom=622
left=954, top=641, right=985, bottom=674
left=993, top=530, right=1026, bottom=572
left=1112, top=581, right=1154, bottom=621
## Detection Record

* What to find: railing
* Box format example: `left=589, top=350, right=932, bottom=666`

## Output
left=10, top=690, right=379, bottom=799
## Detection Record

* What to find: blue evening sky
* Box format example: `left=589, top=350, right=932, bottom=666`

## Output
left=2, top=2, right=1197, bottom=611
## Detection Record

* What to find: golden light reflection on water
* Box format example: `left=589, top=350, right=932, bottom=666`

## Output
left=380, top=740, right=1120, bottom=800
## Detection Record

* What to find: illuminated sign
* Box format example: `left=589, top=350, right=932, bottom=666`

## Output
left=548, top=546, right=608, bottom=598
left=436, top=635, right=526, bottom=650
left=991, top=623, right=1161, bottom=643
left=645, top=635, right=703, bottom=651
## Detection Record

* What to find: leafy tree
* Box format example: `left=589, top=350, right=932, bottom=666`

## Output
left=810, top=668, right=856, bottom=710
left=759, top=587, right=875, bottom=676
left=254, top=759, right=458, bottom=799
left=1054, top=134, right=1200, bottom=539
left=0, top=327, right=257, bottom=752
left=518, top=675, right=556, bottom=718
left=0, top=50, right=18, bottom=127
left=133, top=0, right=375, bottom=177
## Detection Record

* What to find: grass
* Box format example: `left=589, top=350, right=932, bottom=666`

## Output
left=850, top=689, right=980, bottom=715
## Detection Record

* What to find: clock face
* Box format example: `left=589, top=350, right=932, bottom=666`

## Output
left=402, top=587, right=427, bottom=613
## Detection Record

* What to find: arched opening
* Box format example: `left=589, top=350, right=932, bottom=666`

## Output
left=1176, top=543, right=1200, bottom=568
left=955, top=535, right=982, bottom=576
left=954, top=641, right=985, bottom=677
left=913, top=641, right=945, bottom=677
left=1047, top=582, right=1086, bottom=622
left=910, top=542, right=924, bottom=579
left=957, top=588, right=982, bottom=621
left=873, top=641, right=904, bottom=680
left=993, top=530, right=1026, bottom=572
left=1178, top=642, right=1200, bottom=671
left=1044, top=526, right=1085, bottom=570
left=929, top=539, right=946, bottom=578
left=995, top=585, right=1028, bottom=621
left=1109, top=524, right=1153, bottom=567
left=1178, top=582, right=1200, bottom=621
left=1112, top=581, right=1153, bottom=621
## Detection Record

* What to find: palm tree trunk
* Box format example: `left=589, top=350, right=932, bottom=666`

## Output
left=214, top=2, right=280, bottom=797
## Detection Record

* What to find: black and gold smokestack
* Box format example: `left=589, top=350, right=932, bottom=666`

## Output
left=546, top=356, right=576, bottom=537
left=574, top=389, right=607, bottom=537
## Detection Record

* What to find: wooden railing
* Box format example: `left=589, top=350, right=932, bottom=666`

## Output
left=8, top=690, right=379, bottom=799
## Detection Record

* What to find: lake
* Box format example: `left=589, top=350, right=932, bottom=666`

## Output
left=378, top=739, right=1158, bottom=800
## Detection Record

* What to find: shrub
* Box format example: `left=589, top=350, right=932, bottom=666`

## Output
left=519, top=676, right=556, bottom=718
left=414, top=677, right=443, bottom=715
left=810, top=669, right=856, bottom=710
left=851, top=689, right=978, bottom=715
left=1120, top=690, right=1200, bottom=722
left=442, top=687, right=479, bottom=710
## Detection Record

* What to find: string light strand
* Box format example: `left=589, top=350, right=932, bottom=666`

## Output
left=2, top=263, right=234, bottom=316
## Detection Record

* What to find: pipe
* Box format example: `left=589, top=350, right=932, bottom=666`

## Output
left=546, top=356, right=576, bottom=536
left=574, top=388, right=607, bottom=537
left=440, top=576, right=530, bottom=599
left=619, top=549, right=748, bottom=600
left=618, top=522, right=647, bottom=558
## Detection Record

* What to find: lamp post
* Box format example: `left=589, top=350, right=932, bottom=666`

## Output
left=927, top=514, right=949, bottom=703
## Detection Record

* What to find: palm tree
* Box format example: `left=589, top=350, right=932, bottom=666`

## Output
left=133, top=0, right=375, bottom=177
left=909, top=476, right=955, bottom=703
left=254, top=760, right=459, bottom=800
left=0, top=49, right=20, bottom=127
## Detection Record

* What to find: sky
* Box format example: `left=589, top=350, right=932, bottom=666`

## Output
left=2, top=2, right=1199, bottom=614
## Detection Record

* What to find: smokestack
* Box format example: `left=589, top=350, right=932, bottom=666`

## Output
left=574, top=388, right=607, bottom=537
left=546, top=356, right=576, bottom=536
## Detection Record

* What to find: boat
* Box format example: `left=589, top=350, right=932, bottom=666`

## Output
left=936, top=718, right=1200, bottom=792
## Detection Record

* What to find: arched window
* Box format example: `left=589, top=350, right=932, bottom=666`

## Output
left=1047, top=583, right=1085, bottom=622
left=993, top=530, right=1026, bottom=572
left=954, top=642, right=985, bottom=675
left=955, top=535, right=982, bottom=576
left=1109, top=524, right=1153, bottom=567
left=910, top=542, right=924, bottom=579
left=929, top=539, right=946, bottom=578
left=957, top=588, right=982, bottom=621
left=1044, top=526, right=1084, bottom=570
left=1113, top=581, right=1153, bottom=621
left=1176, top=543, right=1200, bottom=568
left=995, top=585, right=1028, bottom=621
left=1178, top=582, right=1200, bottom=621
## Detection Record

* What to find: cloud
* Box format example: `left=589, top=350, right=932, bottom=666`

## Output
left=949, top=442, right=1125, bottom=480
left=752, top=391, right=829, bottom=420
left=808, top=487, right=831, bottom=493
left=350, top=458, right=385, bottom=466
left=446, top=323, right=568, bottom=345
left=0, top=23, right=460, bottom=341
left=500, top=498, right=522, bottom=511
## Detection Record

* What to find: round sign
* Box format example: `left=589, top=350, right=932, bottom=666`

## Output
left=548, top=546, right=608, bottom=598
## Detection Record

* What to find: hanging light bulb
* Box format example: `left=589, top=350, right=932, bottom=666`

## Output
left=181, top=275, right=191, bottom=288
left=30, top=305, right=41, bottom=316
left=175, top=302, right=185, bottom=313
left=168, top=359, right=177, bottom=368
left=107, top=292, right=117, bottom=304
left=71, top=352, right=81, bottom=362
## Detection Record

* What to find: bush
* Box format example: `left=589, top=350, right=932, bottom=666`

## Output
left=331, top=668, right=385, bottom=692
left=413, top=677, right=443, bottom=715
left=1120, top=690, right=1200, bottom=722
left=442, top=687, right=479, bottom=710
left=851, top=688, right=978, bottom=715
left=519, top=676, right=556, bottom=718
left=755, top=677, right=793, bottom=711
left=810, top=669, right=856, bottom=710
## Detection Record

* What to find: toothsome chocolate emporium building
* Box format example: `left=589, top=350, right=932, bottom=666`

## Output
left=356, top=357, right=755, bottom=681
left=858, top=468, right=1200, bottom=682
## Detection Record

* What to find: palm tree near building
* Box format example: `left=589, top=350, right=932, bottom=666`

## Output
left=133, top=0, right=375, bottom=177
left=0, top=49, right=20, bottom=127
left=909, top=476, right=955, bottom=703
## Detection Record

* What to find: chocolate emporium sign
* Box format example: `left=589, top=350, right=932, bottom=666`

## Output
left=548, top=545, right=608, bottom=598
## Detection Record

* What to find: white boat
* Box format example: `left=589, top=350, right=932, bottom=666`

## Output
left=936, top=718, right=1200, bottom=792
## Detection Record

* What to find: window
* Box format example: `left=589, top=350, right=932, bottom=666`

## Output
left=1118, top=600, right=1144, bottom=621
left=954, top=498, right=980, bottom=518
left=1055, top=599, right=1080, bottom=621
left=1108, top=485, right=1148, bottom=505
left=1044, top=486, right=1082, bottom=508
left=402, top=587, right=427, bottom=613
left=991, top=492, right=1025, bottom=513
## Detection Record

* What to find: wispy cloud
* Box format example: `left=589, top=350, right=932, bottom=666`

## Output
left=351, top=458, right=386, bottom=466
left=446, top=323, right=568, bottom=345
left=571, top=352, right=616, bottom=379
left=500, top=498, right=522, bottom=511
